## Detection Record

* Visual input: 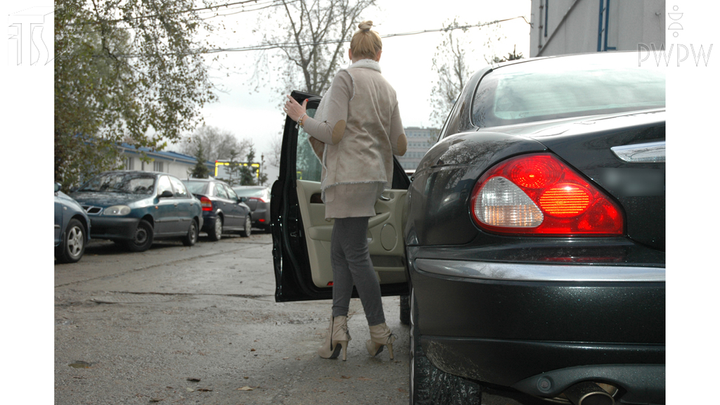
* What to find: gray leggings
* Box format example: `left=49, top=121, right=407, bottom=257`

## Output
left=330, top=217, right=385, bottom=326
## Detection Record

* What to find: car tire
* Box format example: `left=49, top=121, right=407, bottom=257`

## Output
left=240, top=215, right=252, bottom=237
left=208, top=216, right=223, bottom=241
left=55, top=218, right=86, bottom=264
left=124, top=219, right=154, bottom=252
left=400, top=294, right=410, bottom=325
left=182, top=219, right=199, bottom=246
left=410, top=287, right=482, bottom=405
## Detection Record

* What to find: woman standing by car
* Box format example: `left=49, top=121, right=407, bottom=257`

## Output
left=284, top=21, right=407, bottom=361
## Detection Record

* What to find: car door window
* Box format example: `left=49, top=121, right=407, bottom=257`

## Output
left=226, top=186, right=239, bottom=202
left=296, top=108, right=321, bottom=181
left=157, top=176, right=172, bottom=196
left=169, top=177, right=189, bottom=198
left=215, top=183, right=229, bottom=199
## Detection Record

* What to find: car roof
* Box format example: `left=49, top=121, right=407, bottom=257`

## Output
left=488, top=50, right=644, bottom=72
left=183, top=177, right=229, bottom=185
left=96, top=170, right=167, bottom=178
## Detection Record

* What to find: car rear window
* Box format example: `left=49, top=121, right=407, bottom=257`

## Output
left=234, top=188, right=266, bottom=198
left=183, top=181, right=209, bottom=194
left=472, top=53, right=666, bottom=128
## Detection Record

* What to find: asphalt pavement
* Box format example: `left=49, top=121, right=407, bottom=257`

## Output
left=53, top=232, right=410, bottom=404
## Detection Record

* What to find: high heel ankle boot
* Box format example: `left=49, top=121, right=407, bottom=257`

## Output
left=365, top=323, right=396, bottom=360
left=317, top=316, right=351, bottom=360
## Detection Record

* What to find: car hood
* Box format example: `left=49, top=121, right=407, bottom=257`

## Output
left=56, top=191, right=86, bottom=211
left=70, top=191, right=154, bottom=207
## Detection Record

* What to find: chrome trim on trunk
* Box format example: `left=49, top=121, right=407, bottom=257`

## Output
left=611, top=141, right=665, bottom=163
left=415, top=258, right=665, bottom=282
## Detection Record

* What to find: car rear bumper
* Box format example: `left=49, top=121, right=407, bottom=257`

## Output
left=410, top=256, right=665, bottom=402
left=201, top=213, right=219, bottom=233
left=88, top=217, right=140, bottom=241
left=250, top=207, right=269, bottom=228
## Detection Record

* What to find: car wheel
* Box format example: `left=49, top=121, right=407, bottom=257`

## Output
left=182, top=219, right=199, bottom=246
left=124, top=219, right=154, bottom=252
left=240, top=215, right=252, bottom=237
left=56, top=218, right=86, bottom=264
left=410, top=287, right=481, bottom=405
left=208, top=216, right=223, bottom=241
left=400, top=294, right=410, bottom=325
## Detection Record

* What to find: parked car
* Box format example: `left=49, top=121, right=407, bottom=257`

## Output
left=182, top=178, right=252, bottom=241
left=71, top=171, right=203, bottom=252
left=55, top=183, right=90, bottom=263
left=233, top=186, right=271, bottom=232
left=271, top=51, right=665, bottom=405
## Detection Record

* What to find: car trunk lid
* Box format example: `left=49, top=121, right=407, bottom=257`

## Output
left=529, top=111, right=665, bottom=251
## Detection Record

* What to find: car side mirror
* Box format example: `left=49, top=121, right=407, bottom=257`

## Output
left=159, top=190, right=174, bottom=198
left=55, top=183, right=61, bottom=193
left=239, top=197, right=247, bottom=203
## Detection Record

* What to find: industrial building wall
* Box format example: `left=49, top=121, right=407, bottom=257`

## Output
left=530, top=0, right=665, bottom=57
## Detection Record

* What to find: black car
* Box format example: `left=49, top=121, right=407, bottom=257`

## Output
left=233, top=186, right=271, bottom=232
left=71, top=171, right=203, bottom=252
left=182, top=178, right=252, bottom=241
left=55, top=183, right=90, bottom=263
left=271, top=51, right=665, bottom=405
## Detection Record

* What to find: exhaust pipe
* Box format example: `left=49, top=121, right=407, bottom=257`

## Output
left=563, top=381, right=615, bottom=405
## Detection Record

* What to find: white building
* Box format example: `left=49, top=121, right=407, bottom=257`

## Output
left=118, top=143, right=213, bottom=180
left=398, top=127, right=440, bottom=172
left=530, top=0, right=665, bottom=57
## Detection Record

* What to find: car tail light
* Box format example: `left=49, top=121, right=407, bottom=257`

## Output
left=200, top=196, right=213, bottom=212
left=470, top=154, right=623, bottom=236
left=249, top=197, right=267, bottom=203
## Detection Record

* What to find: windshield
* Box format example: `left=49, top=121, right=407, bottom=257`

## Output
left=472, top=53, right=666, bottom=128
left=78, top=172, right=155, bottom=194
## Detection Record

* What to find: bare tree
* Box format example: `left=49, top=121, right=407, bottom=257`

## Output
left=252, top=0, right=376, bottom=97
left=178, top=125, right=251, bottom=163
left=429, top=18, right=472, bottom=129
left=429, top=19, right=524, bottom=129
left=267, top=133, right=283, bottom=168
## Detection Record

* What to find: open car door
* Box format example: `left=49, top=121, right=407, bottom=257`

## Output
left=270, top=91, right=410, bottom=302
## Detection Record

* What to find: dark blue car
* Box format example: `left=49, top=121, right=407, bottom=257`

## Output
left=182, top=178, right=252, bottom=241
left=71, top=171, right=203, bottom=252
left=55, top=183, right=90, bottom=263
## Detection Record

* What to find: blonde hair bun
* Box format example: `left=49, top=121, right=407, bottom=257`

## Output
left=351, top=20, right=381, bottom=59
left=358, top=21, right=373, bottom=31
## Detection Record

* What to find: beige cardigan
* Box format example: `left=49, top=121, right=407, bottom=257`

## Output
left=302, top=60, right=407, bottom=219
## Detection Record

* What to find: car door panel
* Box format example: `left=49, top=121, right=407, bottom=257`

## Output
left=271, top=91, right=410, bottom=302
left=296, top=180, right=407, bottom=288
left=226, top=186, right=247, bottom=231
left=169, top=176, right=193, bottom=234
left=154, top=175, right=178, bottom=235
left=54, top=197, right=64, bottom=244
